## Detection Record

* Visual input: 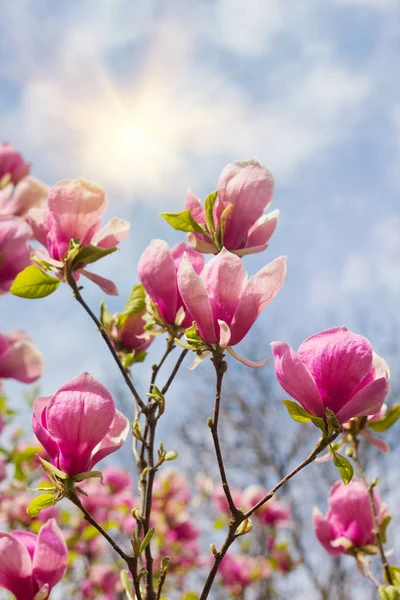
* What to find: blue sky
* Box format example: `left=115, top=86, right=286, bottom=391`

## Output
left=1, top=0, right=399, bottom=408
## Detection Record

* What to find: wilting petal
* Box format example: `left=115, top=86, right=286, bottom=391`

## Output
left=47, top=179, right=106, bottom=244
left=32, top=520, right=67, bottom=590
left=91, top=217, right=130, bottom=248
left=202, top=248, right=247, bottom=332
left=226, top=346, right=268, bottom=368
left=89, top=410, right=129, bottom=467
left=336, top=377, right=388, bottom=424
left=233, top=244, right=269, bottom=257
left=138, top=239, right=177, bottom=324
left=271, top=342, right=325, bottom=417
left=80, top=270, right=118, bottom=296
left=245, top=209, right=279, bottom=248
left=0, top=340, right=43, bottom=383
left=0, top=532, right=34, bottom=599
left=188, top=351, right=211, bottom=370
left=297, top=327, right=373, bottom=411
left=177, top=254, right=216, bottom=344
left=312, top=509, right=342, bottom=556
left=230, top=256, right=287, bottom=345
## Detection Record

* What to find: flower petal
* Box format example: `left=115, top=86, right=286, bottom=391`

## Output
left=361, top=429, right=389, bottom=453
left=138, top=239, right=177, bottom=324
left=32, top=520, right=68, bottom=591
left=184, top=191, right=205, bottom=224
left=0, top=340, right=43, bottom=383
left=80, top=270, right=119, bottom=296
left=91, top=217, right=130, bottom=248
left=245, top=209, right=279, bottom=248
left=186, top=232, right=216, bottom=254
left=27, top=208, right=49, bottom=246
left=32, top=396, right=60, bottom=461
left=226, top=345, right=268, bottom=368
left=271, top=341, right=325, bottom=417
left=177, top=254, right=216, bottom=344
left=218, top=320, right=231, bottom=348
left=336, top=377, right=388, bottom=424
left=312, top=508, right=342, bottom=556
left=89, top=409, right=129, bottom=468
left=230, top=256, right=287, bottom=346
left=9, top=177, right=49, bottom=218
left=0, top=532, right=34, bottom=599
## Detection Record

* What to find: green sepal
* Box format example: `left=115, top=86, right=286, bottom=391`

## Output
left=369, top=405, right=400, bottom=432
left=10, top=266, right=60, bottom=299
left=70, top=244, right=117, bottom=269
left=282, top=400, right=327, bottom=435
left=27, top=493, right=58, bottom=517
left=73, top=470, right=103, bottom=483
left=38, top=456, right=68, bottom=480
left=159, top=209, right=205, bottom=234
left=332, top=448, right=354, bottom=485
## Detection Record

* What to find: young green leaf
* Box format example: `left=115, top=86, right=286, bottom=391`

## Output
left=159, top=210, right=204, bottom=234
left=10, top=266, right=60, bottom=299
left=140, top=527, right=155, bottom=554
left=27, top=494, right=57, bottom=517
left=120, top=570, right=135, bottom=600
left=368, top=405, right=400, bottom=433
left=70, top=244, right=117, bottom=269
left=332, top=449, right=354, bottom=485
left=118, top=284, right=146, bottom=325
left=282, top=400, right=326, bottom=435
left=379, top=586, right=400, bottom=600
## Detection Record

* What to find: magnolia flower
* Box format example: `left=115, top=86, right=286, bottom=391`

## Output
left=32, top=373, right=129, bottom=476
left=0, top=143, right=30, bottom=185
left=313, top=479, right=388, bottom=555
left=0, top=519, right=67, bottom=600
left=138, top=240, right=204, bottom=328
left=0, top=216, right=31, bottom=294
left=272, top=327, right=390, bottom=424
left=28, top=179, right=130, bottom=295
left=212, top=487, right=243, bottom=515
left=177, top=248, right=287, bottom=366
left=186, top=160, right=279, bottom=256
left=113, top=310, right=153, bottom=353
left=219, top=554, right=271, bottom=593
left=0, top=176, right=49, bottom=218
left=0, top=329, right=43, bottom=383
left=242, top=486, right=291, bottom=526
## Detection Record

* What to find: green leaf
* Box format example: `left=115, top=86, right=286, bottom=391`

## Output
left=70, top=244, right=117, bottom=269
left=27, top=494, right=57, bottom=517
left=140, top=527, right=155, bottom=554
left=379, top=586, right=400, bottom=600
left=99, top=300, right=114, bottom=329
left=165, top=450, right=178, bottom=461
left=10, top=266, right=60, bottom=299
left=118, top=284, right=146, bottom=327
left=282, top=400, right=326, bottom=434
left=181, top=593, right=200, bottom=600
left=160, top=209, right=204, bottom=234
left=204, top=191, right=218, bottom=235
left=369, top=405, right=400, bottom=432
left=332, top=449, right=354, bottom=485
left=120, top=569, right=135, bottom=600
left=380, top=515, right=392, bottom=544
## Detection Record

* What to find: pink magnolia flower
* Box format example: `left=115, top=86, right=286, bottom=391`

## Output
left=212, top=487, right=243, bottom=515
left=272, top=327, right=390, bottom=424
left=313, top=479, right=388, bottom=555
left=242, top=486, right=291, bottom=526
left=113, top=310, right=153, bottom=353
left=32, top=373, right=129, bottom=476
left=80, top=564, right=123, bottom=600
left=0, top=519, right=67, bottom=600
left=186, top=160, right=279, bottom=256
left=0, top=177, right=49, bottom=219
left=0, top=329, right=43, bottom=383
left=178, top=248, right=287, bottom=366
left=0, top=216, right=31, bottom=294
left=219, top=554, right=271, bottom=593
left=138, top=240, right=204, bottom=328
left=0, top=143, right=30, bottom=185
left=28, top=179, right=130, bottom=295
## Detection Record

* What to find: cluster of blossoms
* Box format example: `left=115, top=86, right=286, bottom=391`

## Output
left=0, top=143, right=398, bottom=599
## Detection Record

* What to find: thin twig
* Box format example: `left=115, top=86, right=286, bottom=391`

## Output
left=161, top=348, right=188, bottom=396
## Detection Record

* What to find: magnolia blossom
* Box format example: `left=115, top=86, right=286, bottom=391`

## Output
left=219, top=554, right=271, bottom=594
left=0, top=216, right=31, bottom=294
left=80, top=564, right=123, bottom=600
left=28, top=179, right=130, bottom=295
left=242, top=486, right=291, bottom=526
left=313, top=479, right=388, bottom=555
left=212, top=487, right=243, bottom=515
left=0, top=329, right=43, bottom=383
left=0, top=143, right=30, bottom=185
left=32, top=373, right=129, bottom=476
left=0, top=519, right=67, bottom=600
left=272, top=327, right=390, bottom=423
left=177, top=248, right=287, bottom=366
left=113, top=310, right=153, bottom=353
left=185, top=160, right=279, bottom=256
left=138, top=240, right=204, bottom=328
left=0, top=177, right=49, bottom=219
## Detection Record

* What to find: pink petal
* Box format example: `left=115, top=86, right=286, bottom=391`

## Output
left=372, top=352, right=390, bottom=380
left=0, top=532, right=34, bottom=599
left=80, top=270, right=119, bottom=296
left=184, top=191, right=205, bottom=224
left=297, top=327, right=373, bottom=414
left=218, top=320, right=231, bottom=348
left=32, top=520, right=68, bottom=590
left=186, top=232, right=216, bottom=254
left=177, top=254, right=216, bottom=344
left=171, top=242, right=204, bottom=275
left=336, top=377, right=388, bottom=424
left=245, top=209, right=279, bottom=248
left=271, top=341, right=325, bottom=417
left=188, top=351, right=211, bottom=370
left=226, top=346, right=268, bottom=368
left=11, top=532, right=37, bottom=560
left=312, top=509, right=342, bottom=556
left=29, top=246, right=63, bottom=269
left=217, top=160, right=275, bottom=250
left=230, top=256, right=287, bottom=346
left=361, top=429, right=389, bottom=453
left=202, top=248, right=247, bottom=333
left=232, top=244, right=269, bottom=257
left=9, top=177, right=49, bottom=218
left=91, top=217, right=130, bottom=249
left=138, top=239, right=177, bottom=324
left=46, top=373, right=116, bottom=475
left=47, top=179, right=106, bottom=244
left=32, top=396, right=60, bottom=461
left=0, top=340, right=43, bottom=383
left=27, top=208, right=49, bottom=246
left=89, top=409, right=129, bottom=468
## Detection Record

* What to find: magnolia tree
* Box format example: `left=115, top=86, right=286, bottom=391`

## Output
left=0, top=143, right=399, bottom=600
